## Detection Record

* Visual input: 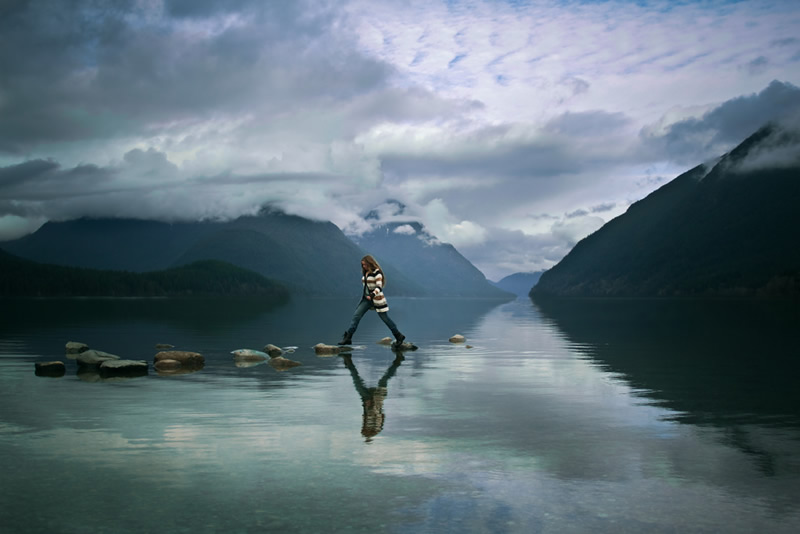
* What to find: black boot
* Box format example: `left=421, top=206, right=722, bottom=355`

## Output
left=393, top=333, right=405, bottom=347
left=338, top=331, right=353, bottom=345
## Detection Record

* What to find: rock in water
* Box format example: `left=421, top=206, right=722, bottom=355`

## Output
left=99, top=359, right=148, bottom=377
left=263, top=344, right=283, bottom=357
left=449, top=334, right=466, bottom=343
left=154, top=350, right=205, bottom=368
left=314, top=343, right=352, bottom=355
left=268, top=356, right=302, bottom=371
left=76, top=350, right=121, bottom=366
left=35, top=361, right=66, bottom=377
left=231, top=349, right=268, bottom=361
left=154, top=359, right=182, bottom=371
left=65, top=342, right=89, bottom=355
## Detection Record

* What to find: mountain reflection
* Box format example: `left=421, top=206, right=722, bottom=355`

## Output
left=0, top=296, right=288, bottom=334
left=342, top=354, right=404, bottom=441
left=531, top=297, right=800, bottom=430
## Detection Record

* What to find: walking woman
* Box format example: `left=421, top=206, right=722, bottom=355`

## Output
left=339, top=255, right=405, bottom=347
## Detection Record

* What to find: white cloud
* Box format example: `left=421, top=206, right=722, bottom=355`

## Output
left=420, top=198, right=488, bottom=248
left=393, top=224, right=417, bottom=235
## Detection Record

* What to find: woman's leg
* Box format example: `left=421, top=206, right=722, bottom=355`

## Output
left=346, top=298, right=372, bottom=336
left=340, top=299, right=371, bottom=344
left=377, top=311, right=404, bottom=342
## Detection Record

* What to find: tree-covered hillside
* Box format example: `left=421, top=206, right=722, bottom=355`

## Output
left=0, top=249, right=289, bottom=298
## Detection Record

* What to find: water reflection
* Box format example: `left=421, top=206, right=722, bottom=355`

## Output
left=0, top=296, right=288, bottom=334
left=342, top=353, right=404, bottom=441
left=531, top=297, right=800, bottom=429
left=3, top=296, right=800, bottom=532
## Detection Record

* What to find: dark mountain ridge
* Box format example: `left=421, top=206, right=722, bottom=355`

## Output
left=532, top=123, right=800, bottom=298
left=1, top=209, right=509, bottom=298
left=2, top=210, right=366, bottom=295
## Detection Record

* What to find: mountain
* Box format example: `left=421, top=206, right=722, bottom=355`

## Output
left=352, top=220, right=513, bottom=299
left=1, top=210, right=366, bottom=295
left=1, top=208, right=511, bottom=298
left=492, top=271, right=544, bottom=297
left=0, top=249, right=289, bottom=298
left=532, top=124, right=800, bottom=298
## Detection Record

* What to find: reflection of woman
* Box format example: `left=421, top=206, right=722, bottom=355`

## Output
left=339, top=255, right=405, bottom=347
left=342, top=354, right=404, bottom=441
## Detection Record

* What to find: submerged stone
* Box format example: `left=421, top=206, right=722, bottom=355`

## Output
left=35, top=361, right=66, bottom=377
left=234, top=360, right=266, bottom=368
left=154, top=350, right=204, bottom=367
left=449, top=334, right=466, bottom=343
left=268, top=356, right=302, bottom=371
left=314, top=343, right=351, bottom=355
left=154, top=359, right=182, bottom=371
left=99, top=359, right=148, bottom=377
left=154, top=359, right=203, bottom=376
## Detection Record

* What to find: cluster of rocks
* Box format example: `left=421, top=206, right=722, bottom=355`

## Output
left=69, top=342, right=148, bottom=377
left=36, top=335, right=465, bottom=379
left=35, top=341, right=205, bottom=379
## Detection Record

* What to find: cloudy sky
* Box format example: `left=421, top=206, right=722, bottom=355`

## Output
left=1, top=0, right=799, bottom=280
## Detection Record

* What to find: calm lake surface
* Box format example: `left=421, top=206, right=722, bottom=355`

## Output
left=1, top=296, right=799, bottom=533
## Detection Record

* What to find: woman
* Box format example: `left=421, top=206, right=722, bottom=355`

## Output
left=339, top=255, right=405, bottom=347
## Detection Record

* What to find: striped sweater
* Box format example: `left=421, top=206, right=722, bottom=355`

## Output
left=363, top=269, right=389, bottom=312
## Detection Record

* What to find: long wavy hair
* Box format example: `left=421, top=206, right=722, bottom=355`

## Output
left=361, top=254, right=385, bottom=286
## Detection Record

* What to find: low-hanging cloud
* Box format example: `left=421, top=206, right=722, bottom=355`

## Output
left=641, top=80, right=800, bottom=165
left=727, top=111, right=800, bottom=174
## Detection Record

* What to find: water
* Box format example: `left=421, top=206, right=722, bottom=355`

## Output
left=1, top=296, right=799, bottom=533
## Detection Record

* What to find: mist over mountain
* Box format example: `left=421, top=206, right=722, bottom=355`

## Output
left=0, top=208, right=510, bottom=298
left=352, top=218, right=512, bottom=299
left=532, top=123, right=800, bottom=298
left=492, top=271, right=545, bottom=297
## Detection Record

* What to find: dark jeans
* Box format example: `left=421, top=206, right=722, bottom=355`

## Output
left=347, top=297, right=401, bottom=337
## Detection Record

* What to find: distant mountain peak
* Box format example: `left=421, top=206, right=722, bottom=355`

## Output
left=364, top=199, right=408, bottom=221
